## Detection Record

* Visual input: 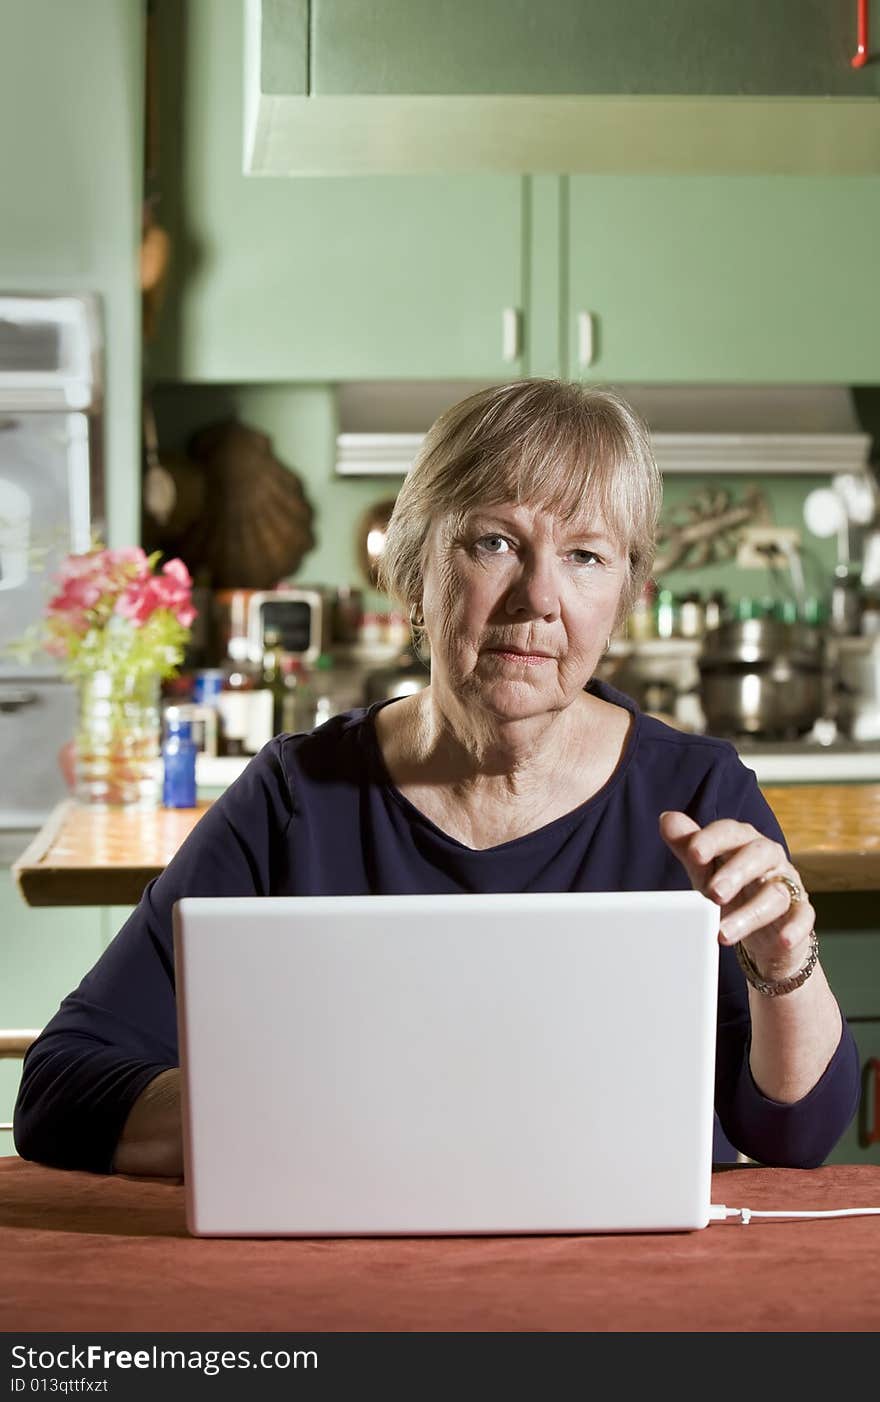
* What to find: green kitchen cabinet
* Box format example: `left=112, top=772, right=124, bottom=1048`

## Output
left=809, top=911, right=880, bottom=1166
left=307, top=1, right=879, bottom=98
left=155, top=175, right=526, bottom=381
left=152, top=0, right=526, bottom=382
left=565, top=176, right=880, bottom=383
left=156, top=1, right=880, bottom=383
left=825, top=1021, right=880, bottom=1166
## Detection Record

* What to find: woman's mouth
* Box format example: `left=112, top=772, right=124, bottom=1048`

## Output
left=486, top=648, right=553, bottom=667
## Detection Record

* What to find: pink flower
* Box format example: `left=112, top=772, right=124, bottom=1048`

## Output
left=32, top=547, right=196, bottom=678
left=161, top=558, right=191, bottom=588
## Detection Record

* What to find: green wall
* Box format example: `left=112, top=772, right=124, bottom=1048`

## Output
left=0, top=0, right=145, bottom=548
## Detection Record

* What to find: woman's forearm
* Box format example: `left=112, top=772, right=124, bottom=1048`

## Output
left=111, top=1068, right=183, bottom=1177
left=747, top=962, right=843, bottom=1105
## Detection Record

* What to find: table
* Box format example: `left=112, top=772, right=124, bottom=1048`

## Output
left=2, top=1158, right=879, bottom=1332
left=11, top=800, right=213, bottom=907
left=11, top=787, right=880, bottom=907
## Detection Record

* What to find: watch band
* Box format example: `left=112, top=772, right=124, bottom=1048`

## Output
left=736, top=928, right=819, bottom=997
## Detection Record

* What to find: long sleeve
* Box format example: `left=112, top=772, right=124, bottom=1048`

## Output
left=711, top=758, right=860, bottom=1166
left=13, top=740, right=294, bottom=1173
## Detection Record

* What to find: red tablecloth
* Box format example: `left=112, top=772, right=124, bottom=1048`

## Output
left=2, top=1158, right=879, bottom=1332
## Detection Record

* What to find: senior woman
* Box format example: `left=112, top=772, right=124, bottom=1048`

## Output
left=15, top=379, right=858, bottom=1179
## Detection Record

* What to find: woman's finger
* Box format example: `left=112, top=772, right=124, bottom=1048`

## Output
left=705, top=834, right=792, bottom=907
left=659, top=811, right=754, bottom=894
left=718, top=879, right=814, bottom=948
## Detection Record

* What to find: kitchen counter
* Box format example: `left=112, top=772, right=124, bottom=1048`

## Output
left=197, top=745, right=880, bottom=788
left=10, top=785, right=880, bottom=906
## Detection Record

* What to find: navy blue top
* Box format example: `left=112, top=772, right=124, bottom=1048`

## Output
left=14, top=681, right=860, bottom=1173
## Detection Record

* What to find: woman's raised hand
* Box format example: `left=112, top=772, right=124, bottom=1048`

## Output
left=658, top=810, right=814, bottom=983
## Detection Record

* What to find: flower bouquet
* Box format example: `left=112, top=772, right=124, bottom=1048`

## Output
left=13, top=546, right=196, bottom=806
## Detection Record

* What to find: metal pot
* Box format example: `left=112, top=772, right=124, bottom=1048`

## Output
left=363, top=646, right=430, bottom=704
left=698, top=619, right=826, bottom=737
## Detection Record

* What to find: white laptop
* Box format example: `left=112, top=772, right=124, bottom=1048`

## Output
left=172, top=891, right=720, bottom=1238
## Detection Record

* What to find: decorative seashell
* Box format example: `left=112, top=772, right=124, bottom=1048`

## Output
left=174, top=420, right=316, bottom=589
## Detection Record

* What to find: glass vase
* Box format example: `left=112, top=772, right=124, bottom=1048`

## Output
left=74, top=670, right=161, bottom=808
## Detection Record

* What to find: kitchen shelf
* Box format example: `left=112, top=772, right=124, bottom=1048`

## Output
left=336, top=432, right=872, bottom=477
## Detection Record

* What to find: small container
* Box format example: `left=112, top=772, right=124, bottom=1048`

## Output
left=655, top=588, right=677, bottom=639
left=385, top=611, right=410, bottom=648
left=627, top=579, right=657, bottom=641
left=357, top=612, right=385, bottom=647
left=162, top=711, right=197, bottom=808
left=678, top=592, right=704, bottom=639
left=704, top=591, right=728, bottom=632
left=192, top=669, right=224, bottom=706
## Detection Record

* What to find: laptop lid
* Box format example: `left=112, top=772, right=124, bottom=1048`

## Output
left=173, top=890, right=719, bottom=1237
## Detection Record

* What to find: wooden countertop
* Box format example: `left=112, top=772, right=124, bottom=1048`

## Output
left=10, top=786, right=880, bottom=907
left=12, top=800, right=213, bottom=907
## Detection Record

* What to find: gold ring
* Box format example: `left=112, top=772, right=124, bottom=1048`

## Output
left=762, top=873, right=805, bottom=908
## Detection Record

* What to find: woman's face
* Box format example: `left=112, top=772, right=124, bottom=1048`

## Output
left=420, top=500, right=627, bottom=723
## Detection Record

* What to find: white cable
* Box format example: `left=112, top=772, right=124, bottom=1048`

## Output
left=710, top=1203, right=880, bottom=1225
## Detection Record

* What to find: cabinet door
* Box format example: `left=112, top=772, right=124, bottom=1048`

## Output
left=152, top=2, right=525, bottom=381
left=814, top=927, right=880, bottom=1165
left=822, top=1021, right=880, bottom=1166
left=566, top=176, right=880, bottom=383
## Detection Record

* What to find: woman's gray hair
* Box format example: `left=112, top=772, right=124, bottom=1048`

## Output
left=376, top=379, right=662, bottom=630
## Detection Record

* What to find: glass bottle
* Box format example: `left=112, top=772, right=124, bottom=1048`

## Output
left=260, top=628, right=288, bottom=736
left=162, top=710, right=198, bottom=808
left=280, top=658, right=316, bottom=734
left=654, top=588, right=676, bottom=640
left=311, top=653, right=337, bottom=727
left=218, top=636, right=259, bottom=757
left=627, top=579, right=657, bottom=641
left=704, top=591, right=728, bottom=632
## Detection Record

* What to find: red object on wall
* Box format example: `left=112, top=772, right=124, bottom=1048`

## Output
left=852, top=0, right=869, bottom=68
left=860, top=1057, right=880, bottom=1146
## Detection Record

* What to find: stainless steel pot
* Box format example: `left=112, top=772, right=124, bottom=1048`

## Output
left=363, top=646, right=430, bottom=704
left=698, top=619, right=826, bottom=737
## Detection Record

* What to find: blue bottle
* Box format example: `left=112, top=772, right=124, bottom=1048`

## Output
left=162, top=713, right=197, bottom=808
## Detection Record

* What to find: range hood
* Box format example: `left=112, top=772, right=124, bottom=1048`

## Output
left=243, top=2, right=880, bottom=176
left=335, top=383, right=875, bottom=478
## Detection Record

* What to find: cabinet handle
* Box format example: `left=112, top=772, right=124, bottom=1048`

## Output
left=0, top=689, right=38, bottom=713
left=501, top=307, right=522, bottom=363
left=859, top=1057, right=880, bottom=1147
left=852, top=0, right=868, bottom=68
left=577, top=311, right=595, bottom=369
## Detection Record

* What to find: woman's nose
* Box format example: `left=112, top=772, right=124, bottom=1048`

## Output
left=503, top=557, right=561, bottom=620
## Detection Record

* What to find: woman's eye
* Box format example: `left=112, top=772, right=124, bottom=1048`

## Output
left=475, top=535, right=511, bottom=555
left=569, top=549, right=602, bottom=566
